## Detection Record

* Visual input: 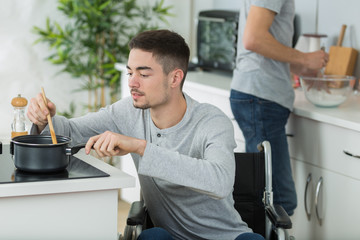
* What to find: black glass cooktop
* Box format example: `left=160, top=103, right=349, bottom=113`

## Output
left=0, top=144, right=109, bottom=184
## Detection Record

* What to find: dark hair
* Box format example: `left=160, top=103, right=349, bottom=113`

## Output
left=129, top=29, right=190, bottom=89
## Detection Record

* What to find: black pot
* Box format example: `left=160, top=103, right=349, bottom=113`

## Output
left=10, top=135, right=84, bottom=173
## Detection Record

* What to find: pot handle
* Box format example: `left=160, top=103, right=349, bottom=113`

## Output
left=10, top=141, right=14, bottom=155
left=66, top=144, right=86, bottom=156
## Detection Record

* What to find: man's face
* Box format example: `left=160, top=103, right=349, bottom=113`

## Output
left=127, top=49, right=170, bottom=110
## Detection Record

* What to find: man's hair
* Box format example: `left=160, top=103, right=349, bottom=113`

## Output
left=129, top=29, right=190, bottom=89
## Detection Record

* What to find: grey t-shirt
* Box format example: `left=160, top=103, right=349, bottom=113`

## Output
left=37, top=93, right=252, bottom=239
left=231, top=0, right=295, bottom=111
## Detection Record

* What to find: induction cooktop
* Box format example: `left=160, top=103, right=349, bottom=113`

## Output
left=0, top=143, right=109, bottom=184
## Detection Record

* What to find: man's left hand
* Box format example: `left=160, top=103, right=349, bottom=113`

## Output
left=85, top=131, right=147, bottom=157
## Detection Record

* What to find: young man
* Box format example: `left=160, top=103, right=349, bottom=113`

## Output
left=27, top=30, right=264, bottom=240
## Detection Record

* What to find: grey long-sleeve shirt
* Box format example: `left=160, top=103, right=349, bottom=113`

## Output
left=36, top=93, right=251, bottom=240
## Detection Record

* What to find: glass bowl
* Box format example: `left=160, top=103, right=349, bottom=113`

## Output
left=300, top=75, right=356, bottom=108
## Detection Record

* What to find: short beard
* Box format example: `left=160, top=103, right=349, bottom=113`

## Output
left=131, top=77, right=169, bottom=110
left=133, top=103, right=150, bottom=109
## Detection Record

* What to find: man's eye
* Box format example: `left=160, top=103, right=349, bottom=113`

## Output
left=140, top=74, right=148, bottom=78
left=127, top=72, right=133, bottom=76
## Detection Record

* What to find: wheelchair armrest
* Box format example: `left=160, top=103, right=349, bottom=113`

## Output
left=126, top=201, right=146, bottom=226
left=265, top=204, right=292, bottom=229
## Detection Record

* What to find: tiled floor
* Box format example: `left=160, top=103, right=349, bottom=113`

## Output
left=118, top=199, right=131, bottom=235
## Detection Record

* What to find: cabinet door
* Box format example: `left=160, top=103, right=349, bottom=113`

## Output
left=120, top=154, right=141, bottom=203
left=183, top=81, right=245, bottom=148
left=315, top=164, right=360, bottom=240
left=290, top=159, right=316, bottom=240
left=291, top=159, right=360, bottom=240
left=287, top=114, right=360, bottom=180
left=183, top=81, right=233, bottom=117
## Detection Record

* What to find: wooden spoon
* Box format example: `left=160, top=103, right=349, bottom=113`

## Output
left=41, top=87, right=57, bottom=144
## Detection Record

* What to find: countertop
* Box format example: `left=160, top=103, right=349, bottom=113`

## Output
left=0, top=140, right=135, bottom=198
left=186, top=70, right=360, bottom=132
left=292, top=90, right=360, bottom=132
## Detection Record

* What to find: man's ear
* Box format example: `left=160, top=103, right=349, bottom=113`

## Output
left=170, top=69, right=184, bottom=88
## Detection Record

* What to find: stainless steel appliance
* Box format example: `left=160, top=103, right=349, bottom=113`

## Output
left=196, top=10, right=239, bottom=72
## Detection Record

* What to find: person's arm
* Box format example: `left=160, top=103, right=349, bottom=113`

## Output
left=243, top=6, right=328, bottom=75
left=82, top=103, right=236, bottom=199
left=29, top=95, right=135, bottom=147
left=85, top=131, right=147, bottom=156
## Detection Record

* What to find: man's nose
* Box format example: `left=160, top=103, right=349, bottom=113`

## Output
left=128, top=74, right=139, bottom=88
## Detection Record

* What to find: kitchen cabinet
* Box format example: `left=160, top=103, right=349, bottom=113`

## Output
left=0, top=141, right=135, bottom=240
left=290, top=156, right=360, bottom=240
left=183, top=71, right=245, bottom=152
left=286, top=92, right=360, bottom=240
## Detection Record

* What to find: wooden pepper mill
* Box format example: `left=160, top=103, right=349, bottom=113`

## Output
left=11, top=94, right=28, bottom=138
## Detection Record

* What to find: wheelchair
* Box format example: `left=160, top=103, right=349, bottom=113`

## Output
left=120, top=141, right=293, bottom=240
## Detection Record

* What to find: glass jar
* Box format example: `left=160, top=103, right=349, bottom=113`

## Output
left=11, top=94, right=28, bottom=138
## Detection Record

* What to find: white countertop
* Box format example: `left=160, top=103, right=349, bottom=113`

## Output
left=0, top=141, right=136, bottom=198
left=186, top=70, right=360, bottom=132
left=186, top=70, right=233, bottom=91
left=292, top=89, right=360, bottom=132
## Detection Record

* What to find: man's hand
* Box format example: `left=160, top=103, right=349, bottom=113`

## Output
left=291, top=50, right=329, bottom=76
left=304, top=50, right=329, bottom=70
left=27, top=93, right=57, bottom=133
left=85, top=131, right=147, bottom=157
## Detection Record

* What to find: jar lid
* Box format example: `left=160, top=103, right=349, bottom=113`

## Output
left=11, top=94, right=28, bottom=107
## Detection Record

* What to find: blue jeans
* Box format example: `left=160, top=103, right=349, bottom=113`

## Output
left=138, top=227, right=264, bottom=240
left=230, top=90, right=297, bottom=215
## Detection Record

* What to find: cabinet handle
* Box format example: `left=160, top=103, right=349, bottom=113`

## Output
left=315, top=176, right=324, bottom=226
left=304, top=173, right=312, bottom=220
left=343, top=150, right=360, bottom=159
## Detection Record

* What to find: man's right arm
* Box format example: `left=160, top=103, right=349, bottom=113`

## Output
left=243, top=5, right=328, bottom=74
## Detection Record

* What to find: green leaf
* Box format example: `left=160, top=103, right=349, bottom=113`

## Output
left=109, top=73, right=120, bottom=85
left=54, top=22, right=65, bottom=35
left=104, top=49, right=116, bottom=62
left=46, top=17, right=51, bottom=31
left=102, top=63, right=115, bottom=69
left=104, top=68, right=117, bottom=75
left=99, top=0, right=111, bottom=11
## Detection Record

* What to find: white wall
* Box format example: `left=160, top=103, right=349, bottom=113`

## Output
left=0, top=0, right=87, bottom=139
left=313, top=0, right=360, bottom=77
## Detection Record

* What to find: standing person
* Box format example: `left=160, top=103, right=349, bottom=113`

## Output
left=230, top=0, right=329, bottom=216
left=27, top=30, right=264, bottom=240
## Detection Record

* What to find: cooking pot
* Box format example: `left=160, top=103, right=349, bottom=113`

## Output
left=10, top=135, right=85, bottom=173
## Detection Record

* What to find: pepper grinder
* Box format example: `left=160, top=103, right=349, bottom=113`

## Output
left=11, top=94, right=28, bottom=138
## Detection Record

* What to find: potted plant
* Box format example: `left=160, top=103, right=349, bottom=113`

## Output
left=33, top=0, right=173, bottom=114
